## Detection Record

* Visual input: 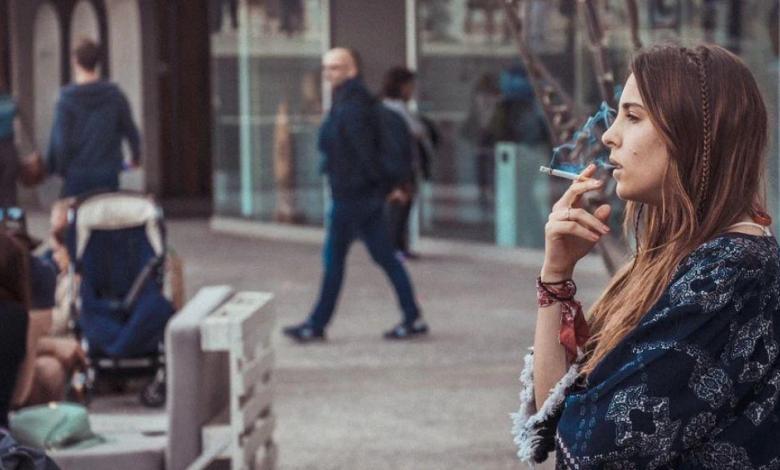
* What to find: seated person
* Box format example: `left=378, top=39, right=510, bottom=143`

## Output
left=0, top=231, right=30, bottom=428
left=47, top=198, right=76, bottom=336
left=3, top=205, right=85, bottom=408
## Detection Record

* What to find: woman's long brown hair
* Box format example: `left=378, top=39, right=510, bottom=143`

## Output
left=0, top=230, right=30, bottom=308
left=581, top=44, right=769, bottom=376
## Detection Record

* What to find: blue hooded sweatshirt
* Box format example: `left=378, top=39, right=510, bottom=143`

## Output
left=318, top=77, right=387, bottom=200
left=47, top=81, right=140, bottom=194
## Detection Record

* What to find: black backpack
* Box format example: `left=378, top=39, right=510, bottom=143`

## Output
left=374, top=102, right=413, bottom=188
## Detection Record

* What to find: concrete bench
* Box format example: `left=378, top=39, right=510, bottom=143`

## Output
left=50, top=286, right=276, bottom=470
left=186, top=290, right=277, bottom=470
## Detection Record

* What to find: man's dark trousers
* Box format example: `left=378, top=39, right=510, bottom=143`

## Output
left=307, top=196, right=420, bottom=330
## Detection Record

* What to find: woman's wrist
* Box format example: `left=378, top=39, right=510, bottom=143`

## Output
left=540, top=264, right=574, bottom=283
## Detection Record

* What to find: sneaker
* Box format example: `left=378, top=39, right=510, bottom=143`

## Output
left=383, top=318, right=429, bottom=340
left=282, top=323, right=326, bottom=343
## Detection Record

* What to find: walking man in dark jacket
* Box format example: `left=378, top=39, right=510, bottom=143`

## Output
left=283, top=48, right=428, bottom=343
left=47, top=38, right=141, bottom=197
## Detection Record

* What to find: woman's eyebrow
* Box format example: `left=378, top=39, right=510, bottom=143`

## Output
left=621, top=102, right=645, bottom=111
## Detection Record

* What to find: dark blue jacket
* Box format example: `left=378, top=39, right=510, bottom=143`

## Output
left=47, top=81, right=140, bottom=179
left=318, top=78, right=385, bottom=200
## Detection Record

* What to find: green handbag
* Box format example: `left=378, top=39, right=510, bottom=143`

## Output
left=9, top=402, right=105, bottom=450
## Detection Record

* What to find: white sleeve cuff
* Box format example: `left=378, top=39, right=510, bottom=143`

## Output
left=510, top=349, right=580, bottom=466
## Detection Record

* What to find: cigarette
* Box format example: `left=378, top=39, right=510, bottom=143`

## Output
left=539, top=166, right=590, bottom=181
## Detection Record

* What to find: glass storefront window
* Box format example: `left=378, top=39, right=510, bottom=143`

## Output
left=415, top=0, right=570, bottom=245
left=415, top=0, right=779, bottom=246
left=210, top=0, right=327, bottom=224
left=210, top=1, right=778, bottom=245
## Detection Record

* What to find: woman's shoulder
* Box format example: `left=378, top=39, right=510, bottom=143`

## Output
left=660, top=234, right=780, bottom=318
left=675, top=233, right=779, bottom=281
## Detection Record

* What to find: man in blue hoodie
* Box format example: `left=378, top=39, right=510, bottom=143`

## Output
left=47, top=38, right=141, bottom=197
left=282, top=48, right=428, bottom=343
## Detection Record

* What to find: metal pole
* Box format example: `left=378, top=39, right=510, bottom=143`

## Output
left=406, top=0, right=421, bottom=250
left=238, top=0, right=254, bottom=216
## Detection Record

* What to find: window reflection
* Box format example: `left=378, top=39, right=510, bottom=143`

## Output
left=211, top=0, right=325, bottom=223
left=416, top=0, right=779, bottom=245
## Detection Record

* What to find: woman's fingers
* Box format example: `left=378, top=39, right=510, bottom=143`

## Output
left=550, top=207, right=610, bottom=235
left=546, top=220, right=602, bottom=242
left=553, top=172, right=604, bottom=211
left=593, top=203, right=612, bottom=223
left=579, top=163, right=598, bottom=179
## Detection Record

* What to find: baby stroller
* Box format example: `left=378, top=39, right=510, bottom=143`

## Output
left=66, top=191, right=175, bottom=407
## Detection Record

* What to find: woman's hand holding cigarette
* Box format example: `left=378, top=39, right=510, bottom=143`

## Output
left=541, top=164, right=612, bottom=282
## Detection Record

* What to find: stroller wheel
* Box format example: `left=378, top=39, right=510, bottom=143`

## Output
left=140, top=374, right=166, bottom=408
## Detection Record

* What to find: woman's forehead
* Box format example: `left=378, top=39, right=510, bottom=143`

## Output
left=619, top=74, right=645, bottom=110
left=620, top=75, right=641, bottom=102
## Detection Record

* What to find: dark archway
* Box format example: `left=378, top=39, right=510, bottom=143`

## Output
left=156, top=0, right=213, bottom=212
left=49, top=0, right=109, bottom=84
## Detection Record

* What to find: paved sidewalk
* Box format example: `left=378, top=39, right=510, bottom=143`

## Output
left=28, top=214, right=609, bottom=469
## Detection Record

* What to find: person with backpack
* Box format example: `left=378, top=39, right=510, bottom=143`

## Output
left=381, top=66, right=436, bottom=260
left=282, top=47, right=428, bottom=343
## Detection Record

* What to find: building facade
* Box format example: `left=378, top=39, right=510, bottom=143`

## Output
left=209, top=0, right=780, bottom=247
left=3, top=0, right=778, bottom=246
left=2, top=0, right=213, bottom=214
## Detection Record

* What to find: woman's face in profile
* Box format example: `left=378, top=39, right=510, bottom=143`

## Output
left=601, top=74, right=670, bottom=206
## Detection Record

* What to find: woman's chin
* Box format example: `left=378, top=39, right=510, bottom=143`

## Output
left=615, top=185, right=628, bottom=201
left=615, top=186, right=658, bottom=205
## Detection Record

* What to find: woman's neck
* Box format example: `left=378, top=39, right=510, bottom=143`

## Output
left=725, top=215, right=770, bottom=236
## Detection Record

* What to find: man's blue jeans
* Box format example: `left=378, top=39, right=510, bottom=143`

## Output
left=308, top=197, right=420, bottom=330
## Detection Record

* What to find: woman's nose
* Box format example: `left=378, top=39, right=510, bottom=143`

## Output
left=602, top=123, right=619, bottom=149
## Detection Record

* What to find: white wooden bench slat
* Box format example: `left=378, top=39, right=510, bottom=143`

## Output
left=241, top=314, right=273, bottom=359
left=200, top=292, right=273, bottom=351
left=238, top=348, right=274, bottom=397
left=201, top=406, right=231, bottom=458
left=198, top=290, right=275, bottom=469
left=254, top=442, right=278, bottom=470
left=238, top=382, right=273, bottom=432
left=241, top=414, right=276, bottom=464
left=186, top=435, right=230, bottom=470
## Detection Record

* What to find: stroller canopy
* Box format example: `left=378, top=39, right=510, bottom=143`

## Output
left=72, top=192, right=165, bottom=262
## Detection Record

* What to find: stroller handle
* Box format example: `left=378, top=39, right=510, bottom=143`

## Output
left=121, top=255, right=165, bottom=313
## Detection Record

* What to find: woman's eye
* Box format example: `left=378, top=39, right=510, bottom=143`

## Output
left=626, top=114, right=639, bottom=122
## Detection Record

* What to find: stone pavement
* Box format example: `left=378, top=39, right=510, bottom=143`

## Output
left=27, top=213, right=610, bottom=470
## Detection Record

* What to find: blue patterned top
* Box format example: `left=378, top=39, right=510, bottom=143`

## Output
left=514, top=233, right=780, bottom=469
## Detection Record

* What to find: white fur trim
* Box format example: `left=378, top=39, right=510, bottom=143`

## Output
left=510, top=349, right=580, bottom=467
